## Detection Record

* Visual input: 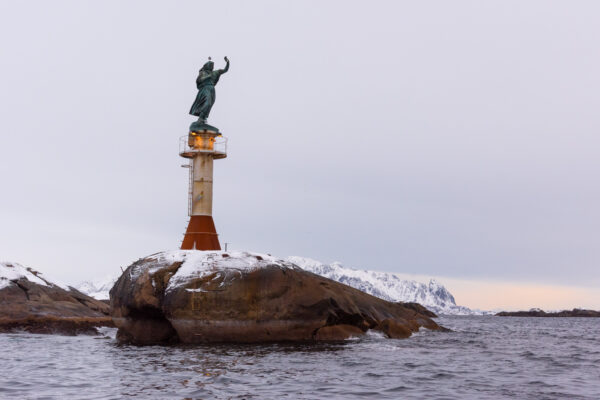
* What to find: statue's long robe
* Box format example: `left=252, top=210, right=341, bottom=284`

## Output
left=189, top=71, right=222, bottom=119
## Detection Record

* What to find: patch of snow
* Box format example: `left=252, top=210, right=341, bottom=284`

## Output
left=163, top=250, right=293, bottom=292
left=125, top=250, right=294, bottom=293
left=0, top=261, right=70, bottom=291
left=286, top=256, right=488, bottom=315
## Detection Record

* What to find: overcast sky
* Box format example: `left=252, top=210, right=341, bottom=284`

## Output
left=1, top=1, right=598, bottom=309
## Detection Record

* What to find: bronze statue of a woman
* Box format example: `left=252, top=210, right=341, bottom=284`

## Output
left=189, top=56, right=230, bottom=127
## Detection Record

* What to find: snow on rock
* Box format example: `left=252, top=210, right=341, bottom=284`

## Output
left=0, top=262, right=48, bottom=290
left=78, top=251, right=295, bottom=299
left=0, top=261, right=112, bottom=334
left=133, top=250, right=295, bottom=293
left=287, top=256, right=485, bottom=315
left=0, top=261, right=70, bottom=291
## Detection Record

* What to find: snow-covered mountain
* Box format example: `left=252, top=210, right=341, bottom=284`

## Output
left=287, top=256, right=485, bottom=315
left=75, top=253, right=486, bottom=315
left=75, top=274, right=119, bottom=300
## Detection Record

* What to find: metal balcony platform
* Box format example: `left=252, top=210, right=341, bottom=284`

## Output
left=179, top=134, right=227, bottom=159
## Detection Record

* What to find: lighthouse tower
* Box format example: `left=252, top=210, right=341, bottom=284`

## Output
left=179, top=126, right=227, bottom=250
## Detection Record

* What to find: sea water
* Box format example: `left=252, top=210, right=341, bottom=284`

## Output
left=1, top=316, right=599, bottom=399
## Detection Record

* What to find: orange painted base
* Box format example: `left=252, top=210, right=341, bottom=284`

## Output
left=181, top=215, right=221, bottom=250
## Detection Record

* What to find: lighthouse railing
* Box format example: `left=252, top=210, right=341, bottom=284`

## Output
left=179, top=135, right=228, bottom=158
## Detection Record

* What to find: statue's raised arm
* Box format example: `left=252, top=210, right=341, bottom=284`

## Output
left=189, top=57, right=230, bottom=128
left=219, top=56, right=230, bottom=75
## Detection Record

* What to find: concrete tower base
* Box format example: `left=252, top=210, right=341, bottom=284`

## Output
left=181, top=215, right=221, bottom=250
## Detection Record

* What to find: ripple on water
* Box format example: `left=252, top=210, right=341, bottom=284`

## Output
left=1, top=316, right=600, bottom=399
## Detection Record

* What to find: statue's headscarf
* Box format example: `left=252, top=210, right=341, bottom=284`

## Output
left=201, top=60, right=214, bottom=72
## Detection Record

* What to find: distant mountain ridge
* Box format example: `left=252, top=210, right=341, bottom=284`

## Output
left=76, top=275, right=118, bottom=300
left=286, top=256, right=485, bottom=315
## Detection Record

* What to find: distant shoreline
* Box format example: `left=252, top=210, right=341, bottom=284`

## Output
left=496, top=308, right=600, bottom=317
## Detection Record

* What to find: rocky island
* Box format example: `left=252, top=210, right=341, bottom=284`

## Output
left=0, top=262, right=113, bottom=334
left=110, top=250, right=445, bottom=344
left=496, top=308, right=600, bottom=317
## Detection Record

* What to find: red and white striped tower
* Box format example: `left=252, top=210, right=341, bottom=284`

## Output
left=179, top=126, right=227, bottom=250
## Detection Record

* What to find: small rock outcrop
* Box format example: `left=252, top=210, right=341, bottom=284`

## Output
left=0, top=262, right=113, bottom=334
left=110, top=251, right=445, bottom=345
left=496, top=308, right=600, bottom=317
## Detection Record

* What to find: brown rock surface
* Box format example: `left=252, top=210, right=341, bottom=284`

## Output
left=110, top=251, right=444, bottom=344
left=0, top=262, right=113, bottom=334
